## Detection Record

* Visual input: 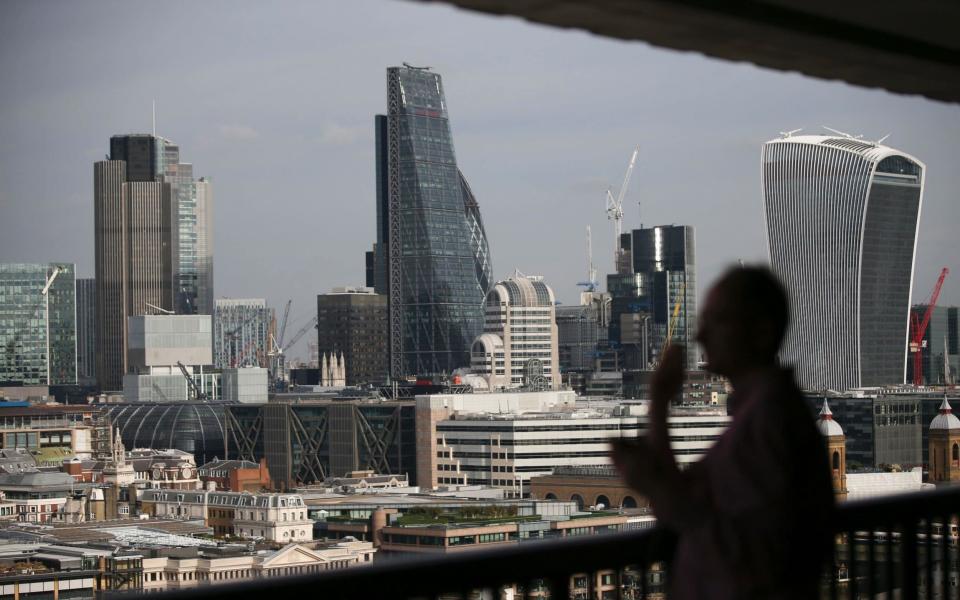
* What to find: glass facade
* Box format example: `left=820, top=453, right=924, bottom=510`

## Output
left=380, top=65, right=492, bottom=377
left=156, top=140, right=214, bottom=316
left=104, top=402, right=226, bottom=465
left=75, top=278, right=96, bottom=385
left=226, top=401, right=417, bottom=489
left=606, top=225, right=697, bottom=370
left=0, top=263, right=76, bottom=385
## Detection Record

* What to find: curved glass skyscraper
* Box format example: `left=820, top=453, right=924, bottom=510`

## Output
left=375, top=65, right=492, bottom=377
left=762, top=134, right=925, bottom=391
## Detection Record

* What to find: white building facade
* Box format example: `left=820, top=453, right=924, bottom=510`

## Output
left=471, top=275, right=560, bottom=390
left=762, top=134, right=925, bottom=390
left=421, top=392, right=730, bottom=497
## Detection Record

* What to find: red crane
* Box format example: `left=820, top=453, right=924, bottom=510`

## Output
left=909, top=267, right=949, bottom=385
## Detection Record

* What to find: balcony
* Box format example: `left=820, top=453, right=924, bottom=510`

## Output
left=155, top=486, right=959, bottom=599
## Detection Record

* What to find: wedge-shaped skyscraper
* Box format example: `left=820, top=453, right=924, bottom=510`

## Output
left=374, top=65, right=493, bottom=378
left=762, top=134, right=925, bottom=390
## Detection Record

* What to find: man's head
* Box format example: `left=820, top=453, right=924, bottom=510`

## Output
left=696, top=265, right=789, bottom=377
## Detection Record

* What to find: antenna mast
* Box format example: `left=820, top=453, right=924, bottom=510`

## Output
left=152, top=100, right=156, bottom=136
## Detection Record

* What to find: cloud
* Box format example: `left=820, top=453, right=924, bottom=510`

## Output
left=218, top=124, right=260, bottom=141
left=318, top=123, right=361, bottom=146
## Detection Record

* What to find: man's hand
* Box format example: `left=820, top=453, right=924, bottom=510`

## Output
left=610, top=438, right=663, bottom=496
left=650, top=344, right=684, bottom=448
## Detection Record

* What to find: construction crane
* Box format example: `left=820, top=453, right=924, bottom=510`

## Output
left=176, top=361, right=207, bottom=401
left=283, top=316, right=318, bottom=354
left=277, top=299, right=292, bottom=349
left=144, top=302, right=174, bottom=315
left=660, top=281, right=687, bottom=365
left=576, top=226, right=599, bottom=293
left=909, top=267, right=949, bottom=385
left=605, top=145, right=639, bottom=272
left=268, top=313, right=318, bottom=388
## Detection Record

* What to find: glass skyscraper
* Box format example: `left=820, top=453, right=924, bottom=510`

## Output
left=762, top=134, right=924, bottom=390
left=0, top=263, right=77, bottom=386
left=75, top=277, right=96, bottom=386
left=607, top=225, right=698, bottom=371
left=374, top=65, right=493, bottom=378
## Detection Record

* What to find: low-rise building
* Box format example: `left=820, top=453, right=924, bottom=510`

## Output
left=529, top=465, right=648, bottom=509
left=199, top=458, right=270, bottom=492
left=419, top=391, right=730, bottom=496
left=140, top=540, right=375, bottom=592
left=0, top=404, right=106, bottom=462
left=140, top=490, right=314, bottom=543
left=0, top=472, right=75, bottom=522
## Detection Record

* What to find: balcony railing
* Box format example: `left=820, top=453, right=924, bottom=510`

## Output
left=150, top=486, right=958, bottom=600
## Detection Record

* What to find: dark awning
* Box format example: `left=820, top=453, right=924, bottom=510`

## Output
left=417, top=0, right=960, bottom=103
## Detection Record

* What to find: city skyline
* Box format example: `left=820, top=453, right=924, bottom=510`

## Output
left=1, top=0, right=958, bottom=363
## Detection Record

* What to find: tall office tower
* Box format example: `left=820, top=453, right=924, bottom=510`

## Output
left=607, top=225, right=697, bottom=370
left=316, top=287, right=388, bottom=386
left=213, top=299, right=274, bottom=368
left=0, top=263, right=77, bottom=386
left=631, top=225, right=697, bottom=370
left=556, top=294, right=610, bottom=373
left=75, top=278, right=97, bottom=386
left=470, top=274, right=560, bottom=390
left=374, top=65, right=493, bottom=378
left=908, top=305, right=959, bottom=385
left=95, top=134, right=175, bottom=391
left=762, top=134, right=925, bottom=390
left=156, top=141, right=214, bottom=316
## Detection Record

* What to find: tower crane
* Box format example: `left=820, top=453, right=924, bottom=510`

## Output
left=176, top=361, right=207, bottom=401
left=277, top=299, right=292, bottom=349
left=268, top=311, right=319, bottom=388
left=576, top=226, right=599, bottom=293
left=909, top=267, right=949, bottom=385
left=605, top=145, right=639, bottom=273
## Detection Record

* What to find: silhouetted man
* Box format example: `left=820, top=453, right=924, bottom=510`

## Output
left=611, top=266, right=834, bottom=599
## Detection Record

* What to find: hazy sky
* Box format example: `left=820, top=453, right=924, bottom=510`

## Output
left=2, top=0, right=958, bottom=361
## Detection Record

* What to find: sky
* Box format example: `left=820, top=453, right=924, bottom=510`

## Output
left=1, top=0, right=958, bottom=362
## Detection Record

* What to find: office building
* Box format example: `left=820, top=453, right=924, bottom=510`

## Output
left=109, top=134, right=214, bottom=316
left=316, top=287, right=388, bottom=386
left=0, top=263, right=77, bottom=386
left=908, top=305, right=959, bottom=385
left=226, top=399, right=416, bottom=490
left=213, top=298, right=273, bottom=369
left=610, top=225, right=698, bottom=370
left=0, top=403, right=106, bottom=463
left=417, top=390, right=729, bottom=495
left=556, top=294, right=610, bottom=374
left=470, top=274, right=560, bottom=390
left=95, top=135, right=175, bottom=391
left=140, top=489, right=314, bottom=542
left=374, top=65, right=493, bottom=378
left=75, top=277, right=96, bottom=386
left=762, top=134, right=925, bottom=390
left=221, top=367, right=268, bottom=403
left=122, top=315, right=218, bottom=402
